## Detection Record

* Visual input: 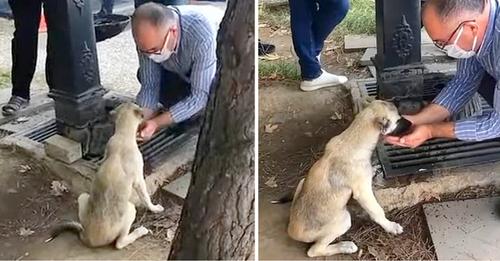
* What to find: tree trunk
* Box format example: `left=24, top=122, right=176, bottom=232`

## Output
left=167, top=0, right=255, bottom=259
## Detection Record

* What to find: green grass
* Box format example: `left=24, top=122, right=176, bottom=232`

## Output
left=0, top=70, right=10, bottom=89
left=259, top=0, right=375, bottom=41
left=334, top=0, right=376, bottom=41
left=259, top=60, right=301, bottom=81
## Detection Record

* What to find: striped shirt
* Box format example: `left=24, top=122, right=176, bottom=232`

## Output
left=136, top=5, right=223, bottom=123
left=433, top=0, right=500, bottom=141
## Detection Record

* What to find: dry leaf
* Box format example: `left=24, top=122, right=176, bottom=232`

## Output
left=12, top=117, right=29, bottom=125
left=166, top=228, right=176, bottom=242
left=18, top=165, right=31, bottom=173
left=330, top=111, right=343, bottom=120
left=357, top=248, right=363, bottom=259
left=50, top=180, right=69, bottom=196
left=19, top=227, right=34, bottom=237
left=264, top=124, right=279, bottom=133
left=265, top=176, right=278, bottom=188
left=259, top=54, right=281, bottom=61
left=368, top=246, right=385, bottom=260
left=422, top=191, right=441, bottom=201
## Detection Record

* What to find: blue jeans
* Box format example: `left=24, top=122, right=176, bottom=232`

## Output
left=289, top=0, right=349, bottom=80
left=101, top=0, right=114, bottom=14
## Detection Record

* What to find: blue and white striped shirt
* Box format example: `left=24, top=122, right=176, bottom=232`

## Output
left=136, top=6, right=222, bottom=123
left=433, top=0, right=500, bottom=141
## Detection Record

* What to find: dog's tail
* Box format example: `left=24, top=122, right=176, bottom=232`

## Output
left=45, top=221, right=83, bottom=243
left=270, top=192, right=294, bottom=204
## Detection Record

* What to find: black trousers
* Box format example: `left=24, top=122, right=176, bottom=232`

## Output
left=8, top=0, right=52, bottom=100
left=158, top=69, right=191, bottom=109
left=477, top=73, right=497, bottom=107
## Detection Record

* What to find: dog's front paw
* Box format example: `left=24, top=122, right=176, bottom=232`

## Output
left=384, top=221, right=403, bottom=235
left=337, top=241, right=358, bottom=254
left=150, top=204, right=164, bottom=213
left=136, top=226, right=149, bottom=236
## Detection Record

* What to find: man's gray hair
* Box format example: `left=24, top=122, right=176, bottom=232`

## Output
left=424, top=0, right=486, bottom=19
left=131, top=2, right=176, bottom=28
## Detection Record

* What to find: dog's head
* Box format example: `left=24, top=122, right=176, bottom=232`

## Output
left=110, top=102, right=144, bottom=127
left=367, top=100, right=412, bottom=136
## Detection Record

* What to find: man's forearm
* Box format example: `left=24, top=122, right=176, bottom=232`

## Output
left=151, top=111, right=173, bottom=128
left=428, top=122, right=456, bottom=139
left=409, top=103, right=451, bottom=125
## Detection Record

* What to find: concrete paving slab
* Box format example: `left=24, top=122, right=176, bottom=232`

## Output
left=345, top=30, right=433, bottom=51
left=163, top=171, right=191, bottom=199
left=45, top=134, right=83, bottom=164
left=423, top=197, right=500, bottom=260
left=360, top=44, right=451, bottom=66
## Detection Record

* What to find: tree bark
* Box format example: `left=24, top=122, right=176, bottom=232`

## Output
left=167, top=0, right=255, bottom=259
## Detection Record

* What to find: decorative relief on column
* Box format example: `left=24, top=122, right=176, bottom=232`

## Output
left=73, top=0, right=84, bottom=14
left=391, top=15, right=414, bottom=60
left=80, top=42, right=95, bottom=84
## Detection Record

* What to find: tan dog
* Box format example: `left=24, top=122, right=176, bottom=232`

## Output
left=287, top=100, right=407, bottom=257
left=47, top=102, right=164, bottom=249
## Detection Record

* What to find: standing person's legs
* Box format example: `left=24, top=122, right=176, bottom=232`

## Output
left=289, top=0, right=320, bottom=81
left=101, top=0, right=115, bottom=14
left=3, top=0, right=42, bottom=115
left=312, top=0, right=349, bottom=57
left=43, top=0, right=53, bottom=89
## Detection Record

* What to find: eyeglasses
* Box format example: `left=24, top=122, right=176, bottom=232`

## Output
left=139, top=29, right=172, bottom=55
left=433, top=20, right=475, bottom=50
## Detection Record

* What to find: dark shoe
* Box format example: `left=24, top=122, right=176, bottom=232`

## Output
left=258, top=40, right=276, bottom=56
left=2, top=96, right=29, bottom=116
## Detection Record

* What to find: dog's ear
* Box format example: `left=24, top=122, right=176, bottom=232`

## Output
left=362, top=96, right=375, bottom=108
left=375, top=116, right=390, bottom=134
left=109, top=108, right=118, bottom=121
left=133, top=107, right=143, bottom=119
left=355, top=96, right=375, bottom=114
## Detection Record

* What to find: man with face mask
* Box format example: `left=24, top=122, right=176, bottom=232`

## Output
left=131, top=3, right=222, bottom=141
left=386, top=0, right=500, bottom=148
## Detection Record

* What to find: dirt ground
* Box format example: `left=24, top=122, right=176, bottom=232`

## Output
left=0, top=148, right=181, bottom=260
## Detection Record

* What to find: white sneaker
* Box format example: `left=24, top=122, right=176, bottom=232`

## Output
left=300, top=70, right=348, bottom=92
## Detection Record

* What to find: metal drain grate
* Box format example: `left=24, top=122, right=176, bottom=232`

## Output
left=24, top=119, right=57, bottom=142
left=359, top=76, right=500, bottom=178
left=22, top=117, right=200, bottom=170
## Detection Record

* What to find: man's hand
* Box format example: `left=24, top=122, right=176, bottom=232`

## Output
left=385, top=124, right=433, bottom=148
left=137, top=120, right=159, bottom=142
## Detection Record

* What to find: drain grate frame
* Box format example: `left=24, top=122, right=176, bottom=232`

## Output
left=359, top=75, right=500, bottom=178
left=21, top=117, right=200, bottom=171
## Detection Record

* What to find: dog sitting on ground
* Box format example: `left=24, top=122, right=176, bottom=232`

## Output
left=278, top=100, right=410, bottom=257
left=46, top=102, right=164, bottom=249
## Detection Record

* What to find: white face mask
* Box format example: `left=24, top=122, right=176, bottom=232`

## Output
left=148, top=50, right=172, bottom=63
left=147, top=31, right=174, bottom=63
left=443, top=25, right=478, bottom=59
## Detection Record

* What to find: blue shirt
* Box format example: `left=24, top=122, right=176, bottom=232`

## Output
left=136, top=6, right=221, bottom=123
left=433, top=0, right=500, bottom=141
